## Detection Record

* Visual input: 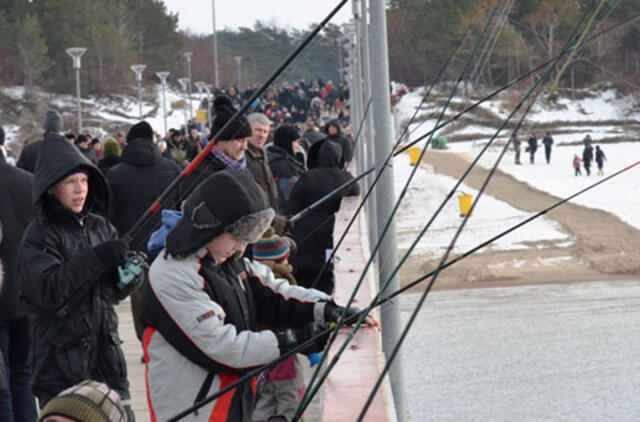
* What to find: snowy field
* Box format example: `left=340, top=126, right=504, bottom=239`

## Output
left=400, top=281, right=640, bottom=421
left=393, top=153, right=569, bottom=258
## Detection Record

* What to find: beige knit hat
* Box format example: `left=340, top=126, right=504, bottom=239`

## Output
left=38, top=380, right=127, bottom=422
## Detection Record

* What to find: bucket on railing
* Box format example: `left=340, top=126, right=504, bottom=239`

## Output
left=457, top=193, right=473, bottom=217
left=408, top=147, right=421, bottom=166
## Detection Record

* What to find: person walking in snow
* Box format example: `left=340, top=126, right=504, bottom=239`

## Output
left=511, top=131, right=521, bottom=165
left=573, top=154, right=582, bottom=176
left=542, top=131, right=554, bottom=164
left=527, top=132, right=538, bottom=164
left=582, top=143, right=594, bottom=176
left=595, top=145, right=606, bottom=175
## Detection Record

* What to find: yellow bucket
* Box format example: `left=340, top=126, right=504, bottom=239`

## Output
left=408, top=147, right=421, bottom=166
left=457, top=194, right=473, bottom=217
left=195, top=109, right=208, bottom=124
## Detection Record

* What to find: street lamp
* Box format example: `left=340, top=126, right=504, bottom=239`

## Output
left=178, top=77, right=190, bottom=128
left=234, top=56, right=243, bottom=90
left=156, top=71, right=170, bottom=135
left=211, top=0, right=220, bottom=87
left=130, top=64, right=146, bottom=119
left=183, top=52, right=193, bottom=119
left=66, top=47, right=87, bottom=133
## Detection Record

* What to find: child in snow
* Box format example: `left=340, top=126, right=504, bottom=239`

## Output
left=573, top=154, right=582, bottom=176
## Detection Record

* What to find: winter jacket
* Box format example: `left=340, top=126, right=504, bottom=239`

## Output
left=527, top=136, right=537, bottom=153
left=285, top=140, right=360, bottom=273
left=141, top=250, right=330, bottom=422
left=573, top=156, right=582, bottom=169
left=596, top=148, right=606, bottom=165
left=583, top=145, right=594, bottom=163
left=106, top=137, right=181, bottom=253
left=17, top=133, right=130, bottom=403
left=245, top=143, right=278, bottom=210
left=324, top=120, right=353, bottom=165
left=542, top=135, right=553, bottom=149
left=0, top=152, right=34, bottom=321
left=266, top=144, right=306, bottom=214
left=167, top=138, right=196, bottom=166
left=302, top=129, right=326, bottom=147
left=16, top=138, right=43, bottom=173
left=98, top=155, right=120, bottom=174
left=77, top=145, right=98, bottom=165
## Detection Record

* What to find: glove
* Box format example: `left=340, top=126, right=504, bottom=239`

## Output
left=323, top=301, right=360, bottom=325
left=276, top=323, right=329, bottom=356
left=93, top=240, right=128, bottom=266
left=272, top=215, right=293, bottom=235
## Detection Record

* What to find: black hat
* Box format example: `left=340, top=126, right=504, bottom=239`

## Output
left=273, top=125, right=300, bottom=156
left=0, top=126, right=4, bottom=145
left=127, top=121, right=153, bottom=142
left=166, top=169, right=274, bottom=258
left=210, top=95, right=252, bottom=141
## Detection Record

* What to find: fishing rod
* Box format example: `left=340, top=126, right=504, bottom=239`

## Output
left=168, top=152, right=640, bottom=421
left=355, top=4, right=605, bottom=418
left=289, top=167, right=373, bottom=224
left=394, top=11, right=640, bottom=157
left=55, top=0, right=350, bottom=317
left=293, top=3, right=506, bottom=417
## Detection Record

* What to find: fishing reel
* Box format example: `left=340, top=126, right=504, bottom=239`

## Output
left=117, top=251, right=148, bottom=291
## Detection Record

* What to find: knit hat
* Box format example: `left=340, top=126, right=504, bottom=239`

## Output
left=210, top=95, right=252, bottom=141
left=38, top=380, right=127, bottom=422
left=102, top=138, right=121, bottom=159
left=273, top=125, right=300, bottom=156
left=0, top=126, right=5, bottom=145
left=253, top=232, right=291, bottom=263
left=43, top=110, right=63, bottom=133
left=166, top=169, right=274, bottom=258
left=127, top=121, right=153, bottom=142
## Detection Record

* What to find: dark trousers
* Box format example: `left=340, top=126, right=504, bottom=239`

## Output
left=544, top=146, right=551, bottom=164
left=295, top=267, right=335, bottom=296
left=0, top=318, right=37, bottom=422
left=584, top=160, right=591, bottom=176
left=529, top=150, right=536, bottom=164
left=575, top=167, right=581, bottom=176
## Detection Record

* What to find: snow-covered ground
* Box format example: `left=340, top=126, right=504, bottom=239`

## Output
left=393, top=153, right=569, bottom=258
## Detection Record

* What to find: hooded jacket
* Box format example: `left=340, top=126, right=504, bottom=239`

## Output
left=285, top=140, right=360, bottom=274
left=17, top=133, right=130, bottom=403
left=266, top=144, right=306, bottom=214
left=106, top=136, right=181, bottom=253
left=245, top=143, right=278, bottom=210
left=323, top=119, right=353, bottom=165
left=0, top=152, right=34, bottom=321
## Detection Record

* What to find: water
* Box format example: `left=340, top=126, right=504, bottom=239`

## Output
left=399, top=281, right=640, bottom=421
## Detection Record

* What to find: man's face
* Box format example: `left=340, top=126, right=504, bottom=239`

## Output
left=328, top=125, right=339, bottom=136
left=116, top=135, right=125, bottom=145
left=250, top=122, right=270, bottom=148
left=190, top=129, right=199, bottom=139
left=217, top=137, right=249, bottom=161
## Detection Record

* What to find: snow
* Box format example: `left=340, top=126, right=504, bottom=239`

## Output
left=466, top=141, right=640, bottom=230
left=393, top=153, right=569, bottom=259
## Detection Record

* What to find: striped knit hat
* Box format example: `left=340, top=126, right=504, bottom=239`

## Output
left=38, top=380, right=126, bottom=422
left=253, top=232, right=290, bottom=263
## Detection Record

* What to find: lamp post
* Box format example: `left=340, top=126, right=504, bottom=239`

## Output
left=184, top=52, right=193, bottom=119
left=130, top=64, right=146, bottom=119
left=66, top=47, right=87, bottom=133
left=156, top=71, right=170, bottom=135
left=211, top=0, right=220, bottom=87
left=178, top=77, right=190, bottom=128
left=204, top=84, right=213, bottom=126
left=234, top=56, right=243, bottom=89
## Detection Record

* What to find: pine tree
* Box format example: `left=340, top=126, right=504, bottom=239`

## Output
left=16, top=14, right=50, bottom=94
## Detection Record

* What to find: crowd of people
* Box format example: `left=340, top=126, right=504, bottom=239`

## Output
left=510, top=131, right=608, bottom=176
left=0, top=81, right=376, bottom=422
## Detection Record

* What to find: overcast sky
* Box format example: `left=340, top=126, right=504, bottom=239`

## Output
left=161, top=1, right=353, bottom=34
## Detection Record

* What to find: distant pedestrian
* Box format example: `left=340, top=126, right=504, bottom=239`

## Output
left=511, top=131, right=521, bottom=165
left=595, top=145, right=606, bottom=175
left=582, top=144, right=594, bottom=176
left=527, top=132, right=537, bottom=164
left=542, top=131, right=553, bottom=164
left=573, top=154, right=582, bottom=176
left=583, top=134, right=592, bottom=147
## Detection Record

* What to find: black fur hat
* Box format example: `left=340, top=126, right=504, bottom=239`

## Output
left=210, top=95, right=252, bottom=141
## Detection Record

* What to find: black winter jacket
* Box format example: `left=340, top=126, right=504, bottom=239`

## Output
left=285, top=140, right=360, bottom=273
left=16, top=138, right=43, bottom=173
left=18, top=133, right=130, bottom=402
left=0, top=153, right=34, bottom=321
left=324, top=119, right=353, bottom=166
left=266, top=144, right=306, bottom=213
left=106, top=137, right=181, bottom=252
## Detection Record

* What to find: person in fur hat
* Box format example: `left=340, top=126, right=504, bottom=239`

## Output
left=140, top=169, right=374, bottom=422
